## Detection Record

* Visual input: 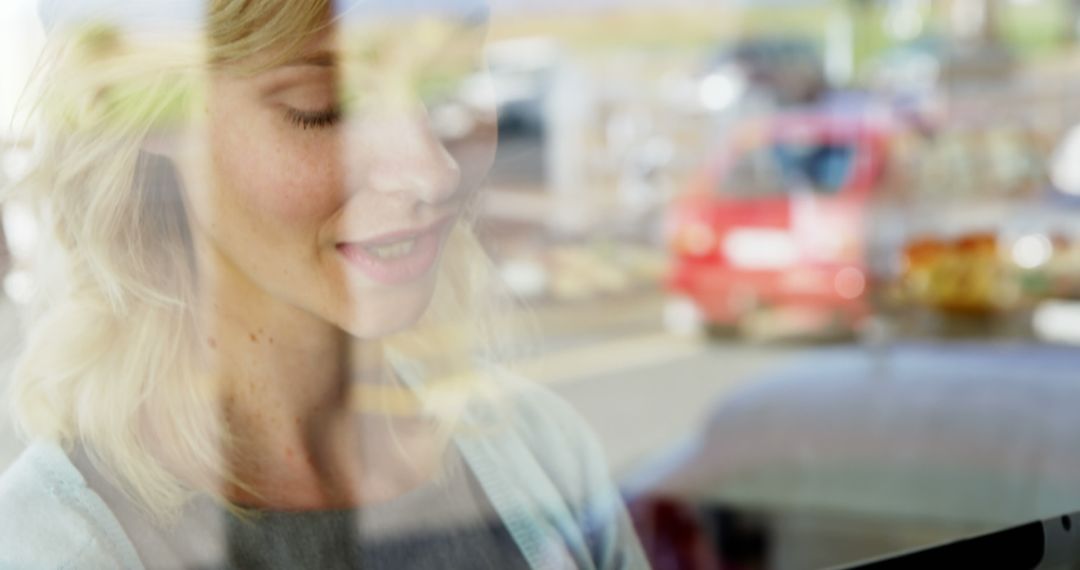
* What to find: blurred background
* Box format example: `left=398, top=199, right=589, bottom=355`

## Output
left=9, top=0, right=1080, bottom=567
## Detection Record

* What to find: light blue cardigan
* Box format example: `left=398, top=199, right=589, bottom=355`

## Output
left=0, top=373, right=649, bottom=569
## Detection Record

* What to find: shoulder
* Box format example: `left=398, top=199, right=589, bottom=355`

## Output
left=0, top=441, right=142, bottom=570
left=492, top=371, right=605, bottom=485
left=479, top=370, right=649, bottom=569
left=395, top=355, right=649, bottom=567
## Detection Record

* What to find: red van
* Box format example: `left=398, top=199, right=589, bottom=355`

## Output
left=665, top=112, right=892, bottom=337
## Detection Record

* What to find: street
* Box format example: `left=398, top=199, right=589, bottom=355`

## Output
left=517, top=291, right=805, bottom=478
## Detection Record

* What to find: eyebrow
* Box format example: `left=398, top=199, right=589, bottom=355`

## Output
left=282, top=50, right=337, bottom=69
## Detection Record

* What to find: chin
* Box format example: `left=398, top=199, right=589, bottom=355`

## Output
left=338, top=278, right=439, bottom=339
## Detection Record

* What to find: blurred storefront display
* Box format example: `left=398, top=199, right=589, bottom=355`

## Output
left=875, top=109, right=1080, bottom=339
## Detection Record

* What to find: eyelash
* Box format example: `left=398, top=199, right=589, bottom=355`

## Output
left=285, top=107, right=342, bottom=130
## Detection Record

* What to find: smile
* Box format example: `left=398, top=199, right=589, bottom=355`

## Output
left=336, top=218, right=453, bottom=285
left=366, top=238, right=416, bottom=259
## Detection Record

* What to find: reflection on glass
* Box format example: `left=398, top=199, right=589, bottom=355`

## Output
left=0, top=1, right=644, bottom=568
left=6, top=0, right=1080, bottom=569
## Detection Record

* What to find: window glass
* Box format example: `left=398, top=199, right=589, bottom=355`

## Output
left=3, top=1, right=1080, bottom=569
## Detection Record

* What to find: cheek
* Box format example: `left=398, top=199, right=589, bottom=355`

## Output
left=209, top=113, right=343, bottom=228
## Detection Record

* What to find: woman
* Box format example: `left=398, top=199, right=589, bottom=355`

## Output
left=0, top=1, right=647, bottom=568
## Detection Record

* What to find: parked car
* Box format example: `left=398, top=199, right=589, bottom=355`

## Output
left=664, top=112, right=891, bottom=338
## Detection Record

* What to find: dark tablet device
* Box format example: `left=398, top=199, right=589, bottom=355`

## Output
left=839, top=513, right=1080, bottom=569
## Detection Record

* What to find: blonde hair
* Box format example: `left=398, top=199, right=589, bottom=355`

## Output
left=6, top=0, right=512, bottom=522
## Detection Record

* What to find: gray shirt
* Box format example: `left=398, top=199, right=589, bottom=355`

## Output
left=73, top=445, right=531, bottom=569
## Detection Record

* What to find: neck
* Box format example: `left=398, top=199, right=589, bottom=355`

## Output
left=198, top=244, right=351, bottom=499
left=194, top=242, right=437, bottom=509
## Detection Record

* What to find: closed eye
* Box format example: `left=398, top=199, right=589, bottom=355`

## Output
left=285, top=106, right=342, bottom=130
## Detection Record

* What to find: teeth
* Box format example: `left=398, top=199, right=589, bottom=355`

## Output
left=366, top=239, right=416, bottom=259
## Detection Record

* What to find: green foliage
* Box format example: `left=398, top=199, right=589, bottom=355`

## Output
left=998, top=0, right=1070, bottom=59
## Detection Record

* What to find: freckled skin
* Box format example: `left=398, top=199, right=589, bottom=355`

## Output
left=189, top=78, right=448, bottom=340
left=181, top=23, right=495, bottom=343
left=174, top=22, right=496, bottom=510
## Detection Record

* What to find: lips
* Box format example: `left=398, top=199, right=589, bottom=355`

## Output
left=336, top=217, right=454, bottom=285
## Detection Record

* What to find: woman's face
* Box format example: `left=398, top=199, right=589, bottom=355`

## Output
left=182, top=16, right=494, bottom=339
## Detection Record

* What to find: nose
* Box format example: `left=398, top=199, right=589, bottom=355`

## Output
left=344, top=108, right=462, bottom=206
